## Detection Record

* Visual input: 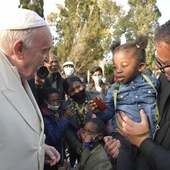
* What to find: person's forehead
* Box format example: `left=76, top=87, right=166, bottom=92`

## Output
left=156, top=41, right=170, bottom=62
left=72, top=81, right=82, bottom=87
left=84, top=122, right=98, bottom=132
left=49, top=56, right=59, bottom=62
left=48, top=93, right=60, bottom=98
left=92, top=70, right=102, bottom=74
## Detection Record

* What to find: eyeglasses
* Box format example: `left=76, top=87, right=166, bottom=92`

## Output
left=155, top=56, right=170, bottom=73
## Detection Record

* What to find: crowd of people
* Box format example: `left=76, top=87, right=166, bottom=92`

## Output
left=1, top=7, right=170, bottom=170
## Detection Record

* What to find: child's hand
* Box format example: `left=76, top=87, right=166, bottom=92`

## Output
left=104, top=136, right=120, bottom=159
left=64, top=107, right=76, bottom=119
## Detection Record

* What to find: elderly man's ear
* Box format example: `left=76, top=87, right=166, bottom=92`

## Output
left=13, top=40, right=24, bottom=59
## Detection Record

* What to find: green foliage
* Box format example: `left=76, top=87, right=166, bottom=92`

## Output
left=47, top=0, right=124, bottom=75
left=104, top=63, right=113, bottom=76
left=20, top=0, right=161, bottom=75
left=116, top=0, right=161, bottom=71
left=19, top=0, right=44, bottom=18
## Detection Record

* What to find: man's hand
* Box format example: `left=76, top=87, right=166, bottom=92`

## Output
left=104, top=136, right=120, bottom=159
left=117, top=109, right=151, bottom=147
left=34, top=75, right=45, bottom=89
left=45, top=144, right=60, bottom=166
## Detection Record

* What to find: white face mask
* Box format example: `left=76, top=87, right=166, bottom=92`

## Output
left=64, top=67, right=74, bottom=76
left=93, top=76, right=102, bottom=83
left=47, top=104, right=60, bottom=111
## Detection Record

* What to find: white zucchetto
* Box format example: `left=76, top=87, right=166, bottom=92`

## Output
left=0, top=8, right=47, bottom=30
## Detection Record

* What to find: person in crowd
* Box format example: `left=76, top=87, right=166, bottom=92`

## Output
left=89, top=35, right=160, bottom=170
left=29, top=53, right=65, bottom=107
left=72, top=118, right=112, bottom=170
left=62, top=75, right=103, bottom=168
left=44, top=53, right=65, bottom=100
left=28, top=73, right=46, bottom=106
left=40, top=87, right=75, bottom=170
left=86, top=66, right=111, bottom=101
left=114, top=20, right=170, bottom=170
left=62, top=61, right=75, bottom=78
left=0, top=8, right=60, bottom=170
left=86, top=66, right=112, bottom=135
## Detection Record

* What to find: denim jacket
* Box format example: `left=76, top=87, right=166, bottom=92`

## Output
left=100, top=74, right=160, bottom=135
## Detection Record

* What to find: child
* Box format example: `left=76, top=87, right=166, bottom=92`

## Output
left=89, top=35, right=160, bottom=170
left=40, top=87, right=75, bottom=170
left=72, top=118, right=112, bottom=170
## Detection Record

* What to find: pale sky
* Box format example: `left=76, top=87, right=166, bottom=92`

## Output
left=0, top=0, right=169, bottom=25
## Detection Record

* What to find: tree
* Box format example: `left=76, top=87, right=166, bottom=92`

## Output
left=114, top=0, right=161, bottom=70
left=19, top=0, right=44, bottom=18
left=47, top=0, right=124, bottom=75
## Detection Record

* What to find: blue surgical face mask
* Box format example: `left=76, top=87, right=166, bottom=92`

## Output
left=64, top=67, right=74, bottom=76
left=93, top=76, right=102, bottom=83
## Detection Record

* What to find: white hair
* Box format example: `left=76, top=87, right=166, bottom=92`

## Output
left=0, top=27, right=44, bottom=53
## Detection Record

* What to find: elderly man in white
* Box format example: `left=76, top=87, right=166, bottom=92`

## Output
left=0, top=9, right=60, bottom=170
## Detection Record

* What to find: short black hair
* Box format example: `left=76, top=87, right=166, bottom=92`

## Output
left=86, top=118, right=106, bottom=135
left=43, top=87, right=60, bottom=100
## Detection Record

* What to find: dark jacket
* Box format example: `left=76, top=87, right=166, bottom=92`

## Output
left=140, top=73, right=170, bottom=170
left=62, top=90, right=102, bottom=167
left=40, top=105, right=70, bottom=169
left=28, top=78, right=44, bottom=106
left=28, top=72, right=65, bottom=108
left=44, top=72, right=65, bottom=100
left=62, top=90, right=102, bottom=148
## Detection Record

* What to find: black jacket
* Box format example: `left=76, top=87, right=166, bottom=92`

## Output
left=44, top=72, right=65, bottom=100
left=140, top=73, right=170, bottom=170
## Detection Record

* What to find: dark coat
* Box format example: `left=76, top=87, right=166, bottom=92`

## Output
left=44, top=72, right=65, bottom=100
left=41, top=105, right=70, bottom=170
left=62, top=90, right=102, bottom=167
left=140, top=73, right=170, bottom=170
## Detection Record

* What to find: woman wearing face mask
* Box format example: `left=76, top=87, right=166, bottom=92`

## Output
left=62, top=75, right=102, bottom=168
left=86, top=66, right=111, bottom=101
left=40, top=87, right=75, bottom=170
left=71, top=118, right=112, bottom=170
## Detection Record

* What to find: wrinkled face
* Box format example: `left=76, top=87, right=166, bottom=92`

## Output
left=47, top=93, right=61, bottom=106
left=155, top=41, right=170, bottom=81
left=113, top=51, right=143, bottom=83
left=19, top=26, right=52, bottom=80
left=46, top=55, right=60, bottom=74
left=67, top=81, right=84, bottom=97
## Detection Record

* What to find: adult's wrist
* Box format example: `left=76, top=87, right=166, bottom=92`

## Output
left=134, top=135, right=150, bottom=148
